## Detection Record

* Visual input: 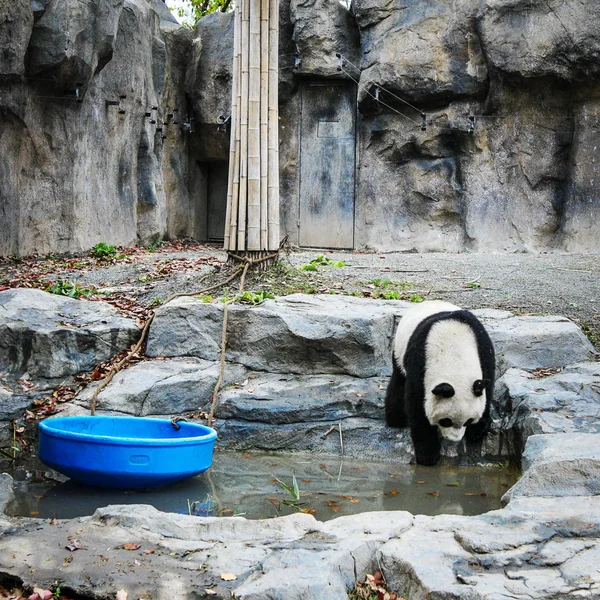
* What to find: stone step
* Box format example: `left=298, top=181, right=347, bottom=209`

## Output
left=0, top=288, right=141, bottom=379
left=147, top=294, right=596, bottom=377
left=67, top=358, right=509, bottom=462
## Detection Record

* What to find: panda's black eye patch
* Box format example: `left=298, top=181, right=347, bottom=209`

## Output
left=472, top=379, right=488, bottom=396
left=464, top=418, right=474, bottom=427
left=438, top=418, right=453, bottom=428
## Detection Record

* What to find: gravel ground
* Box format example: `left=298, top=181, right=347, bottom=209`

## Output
left=54, top=245, right=600, bottom=349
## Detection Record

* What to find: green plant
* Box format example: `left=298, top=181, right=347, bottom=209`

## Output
left=464, top=281, right=481, bottom=288
left=234, top=290, right=275, bottom=305
left=149, top=296, right=164, bottom=307
left=409, top=294, right=425, bottom=303
left=371, top=278, right=391, bottom=288
left=581, top=323, right=600, bottom=348
left=45, top=278, right=97, bottom=299
left=90, top=242, right=120, bottom=260
left=382, top=290, right=401, bottom=300
left=299, top=255, right=347, bottom=271
left=274, top=475, right=303, bottom=507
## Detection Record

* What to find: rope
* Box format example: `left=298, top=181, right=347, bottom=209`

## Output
left=89, top=251, right=279, bottom=426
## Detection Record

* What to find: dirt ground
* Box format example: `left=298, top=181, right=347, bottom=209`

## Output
left=1, top=242, right=599, bottom=348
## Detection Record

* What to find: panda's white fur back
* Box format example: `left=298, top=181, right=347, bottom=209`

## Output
left=423, top=319, right=485, bottom=441
left=393, top=300, right=461, bottom=373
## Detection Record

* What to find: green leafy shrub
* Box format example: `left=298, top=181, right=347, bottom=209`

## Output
left=45, top=278, right=97, bottom=299
left=299, top=255, right=347, bottom=271
left=90, top=242, right=121, bottom=260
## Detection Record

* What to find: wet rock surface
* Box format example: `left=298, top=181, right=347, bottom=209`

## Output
left=1, top=484, right=600, bottom=599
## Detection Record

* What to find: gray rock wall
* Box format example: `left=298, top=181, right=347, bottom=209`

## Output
left=2, top=0, right=600, bottom=255
left=281, top=0, right=600, bottom=252
left=0, top=0, right=200, bottom=257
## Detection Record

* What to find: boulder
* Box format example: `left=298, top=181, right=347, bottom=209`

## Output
left=479, top=313, right=596, bottom=373
left=496, top=363, right=600, bottom=453
left=353, top=0, right=488, bottom=105
left=290, top=0, right=359, bottom=78
left=0, top=0, right=33, bottom=79
left=148, top=294, right=596, bottom=378
left=477, top=0, right=600, bottom=81
left=74, top=357, right=248, bottom=416
left=0, top=288, right=140, bottom=379
left=217, top=373, right=387, bottom=424
left=27, top=0, right=124, bottom=88
left=503, top=433, right=600, bottom=502
left=147, top=295, right=400, bottom=377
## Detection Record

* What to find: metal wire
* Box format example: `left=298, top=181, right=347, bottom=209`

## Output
left=339, top=65, right=421, bottom=126
left=337, top=52, right=424, bottom=114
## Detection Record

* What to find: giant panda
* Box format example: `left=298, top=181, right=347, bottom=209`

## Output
left=385, top=300, right=495, bottom=466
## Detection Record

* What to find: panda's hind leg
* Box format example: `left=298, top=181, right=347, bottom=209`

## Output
left=385, top=364, right=408, bottom=428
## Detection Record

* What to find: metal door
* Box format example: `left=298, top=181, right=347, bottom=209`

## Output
left=207, top=162, right=229, bottom=242
left=299, top=82, right=356, bottom=248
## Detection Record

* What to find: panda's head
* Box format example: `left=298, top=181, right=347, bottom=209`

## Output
left=427, top=380, right=488, bottom=442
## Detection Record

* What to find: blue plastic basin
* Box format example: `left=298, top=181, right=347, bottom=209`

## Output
left=38, top=416, right=217, bottom=489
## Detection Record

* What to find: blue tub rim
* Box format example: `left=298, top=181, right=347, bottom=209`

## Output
left=38, top=416, right=217, bottom=448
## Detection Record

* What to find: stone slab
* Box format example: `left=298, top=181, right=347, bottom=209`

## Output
left=148, top=294, right=596, bottom=378
left=1, top=497, right=599, bottom=600
left=0, top=288, right=141, bottom=379
left=503, top=433, right=600, bottom=502
left=73, top=357, right=248, bottom=416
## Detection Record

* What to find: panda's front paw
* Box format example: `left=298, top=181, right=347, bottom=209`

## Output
left=415, top=451, right=440, bottom=466
left=465, top=420, right=489, bottom=443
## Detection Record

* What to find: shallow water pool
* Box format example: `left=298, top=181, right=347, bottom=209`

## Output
left=6, top=452, right=518, bottom=521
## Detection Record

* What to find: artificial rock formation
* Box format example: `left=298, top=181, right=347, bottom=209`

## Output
left=1, top=0, right=600, bottom=255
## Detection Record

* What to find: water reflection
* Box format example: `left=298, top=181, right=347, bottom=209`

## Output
left=7, top=452, right=517, bottom=521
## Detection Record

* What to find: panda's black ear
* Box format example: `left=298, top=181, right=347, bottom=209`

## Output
left=432, top=383, right=455, bottom=398
left=472, top=379, right=489, bottom=396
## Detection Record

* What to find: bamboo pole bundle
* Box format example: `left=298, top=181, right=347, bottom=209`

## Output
left=224, top=5, right=241, bottom=251
left=224, top=0, right=279, bottom=255
left=267, top=0, right=279, bottom=251
left=247, top=0, right=262, bottom=250
left=237, top=0, right=250, bottom=251
left=229, top=5, right=243, bottom=250
left=260, top=0, right=269, bottom=249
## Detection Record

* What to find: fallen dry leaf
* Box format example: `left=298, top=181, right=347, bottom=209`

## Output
left=65, top=539, right=87, bottom=552
left=122, top=543, right=141, bottom=551
left=427, top=492, right=441, bottom=497
left=143, top=549, right=155, bottom=555
left=204, top=589, right=218, bottom=596
left=299, top=508, right=317, bottom=515
left=220, top=572, right=237, bottom=581
left=388, top=490, right=399, bottom=495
